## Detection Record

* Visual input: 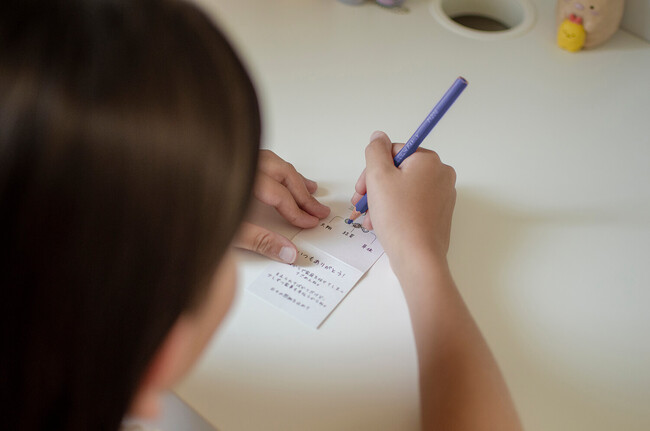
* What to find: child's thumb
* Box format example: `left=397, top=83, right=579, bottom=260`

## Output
left=233, top=222, right=297, bottom=264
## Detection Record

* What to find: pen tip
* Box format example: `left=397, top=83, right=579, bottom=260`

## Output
left=348, top=211, right=362, bottom=222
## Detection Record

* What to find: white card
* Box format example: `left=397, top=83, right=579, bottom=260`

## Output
left=247, top=211, right=384, bottom=328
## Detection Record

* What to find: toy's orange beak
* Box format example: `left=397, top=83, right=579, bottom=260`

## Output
left=569, top=13, right=583, bottom=25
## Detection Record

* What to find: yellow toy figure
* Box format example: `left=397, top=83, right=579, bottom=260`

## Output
left=558, top=13, right=587, bottom=52
left=556, top=0, right=625, bottom=52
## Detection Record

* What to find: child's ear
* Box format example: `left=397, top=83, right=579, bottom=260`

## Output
left=128, top=317, right=194, bottom=419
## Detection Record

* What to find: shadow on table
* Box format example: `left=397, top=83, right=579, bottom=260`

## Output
left=451, top=187, right=650, bottom=430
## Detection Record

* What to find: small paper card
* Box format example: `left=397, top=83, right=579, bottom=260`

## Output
left=247, top=211, right=384, bottom=328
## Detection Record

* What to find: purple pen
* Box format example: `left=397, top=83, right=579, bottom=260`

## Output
left=348, top=76, right=468, bottom=223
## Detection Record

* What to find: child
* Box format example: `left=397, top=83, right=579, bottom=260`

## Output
left=0, top=0, right=521, bottom=430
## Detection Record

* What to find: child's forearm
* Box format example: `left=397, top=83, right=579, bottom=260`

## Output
left=394, top=254, right=522, bottom=431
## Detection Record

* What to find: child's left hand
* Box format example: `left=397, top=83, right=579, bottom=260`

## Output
left=233, top=150, right=330, bottom=263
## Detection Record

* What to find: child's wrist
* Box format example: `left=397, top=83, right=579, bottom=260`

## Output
left=389, top=243, right=450, bottom=282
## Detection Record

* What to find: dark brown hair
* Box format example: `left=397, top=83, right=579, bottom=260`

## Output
left=0, top=0, right=260, bottom=430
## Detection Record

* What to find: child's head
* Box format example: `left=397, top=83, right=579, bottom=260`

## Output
left=0, top=0, right=260, bottom=429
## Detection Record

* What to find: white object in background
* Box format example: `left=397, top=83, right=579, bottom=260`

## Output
left=430, top=0, right=536, bottom=40
left=556, top=0, right=625, bottom=49
left=621, top=0, right=650, bottom=41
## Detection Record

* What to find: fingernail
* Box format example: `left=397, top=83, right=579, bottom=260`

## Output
left=279, top=246, right=296, bottom=264
left=369, top=130, right=385, bottom=142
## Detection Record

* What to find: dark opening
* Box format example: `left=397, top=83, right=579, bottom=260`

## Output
left=451, top=14, right=510, bottom=31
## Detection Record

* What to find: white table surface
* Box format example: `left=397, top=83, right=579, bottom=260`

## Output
left=175, top=1, right=650, bottom=430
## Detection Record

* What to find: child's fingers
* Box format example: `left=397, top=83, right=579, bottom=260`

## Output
left=258, top=149, right=329, bottom=219
left=281, top=168, right=330, bottom=219
left=301, top=174, right=318, bottom=194
left=364, top=131, right=395, bottom=177
left=254, top=172, right=320, bottom=228
left=352, top=131, right=393, bottom=203
left=361, top=212, right=373, bottom=231
left=353, top=169, right=367, bottom=199
left=392, top=143, right=405, bottom=157
left=233, top=222, right=297, bottom=264
left=352, top=131, right=408, bottom=210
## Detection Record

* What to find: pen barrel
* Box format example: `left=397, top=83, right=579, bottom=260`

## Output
left=354, top=195, right=369, bottom=215
left=393, top=77, right=467, bottom=167
left=354, top=77, right=467, bottom=215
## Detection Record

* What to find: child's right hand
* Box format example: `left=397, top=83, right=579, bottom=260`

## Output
left=354, top=132, right=523, bottom=431
left=351, top=131, right=456, bottom=274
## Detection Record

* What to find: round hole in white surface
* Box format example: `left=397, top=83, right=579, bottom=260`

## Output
left=430, top=0, right=536, bottom=40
